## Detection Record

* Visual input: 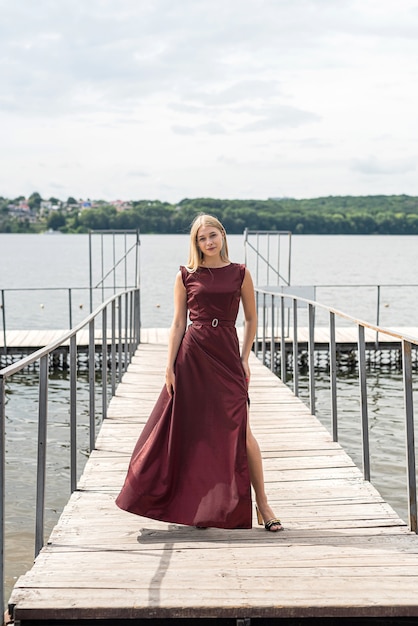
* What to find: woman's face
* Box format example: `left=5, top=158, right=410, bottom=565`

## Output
left=196, top=224, right=223, bottom=259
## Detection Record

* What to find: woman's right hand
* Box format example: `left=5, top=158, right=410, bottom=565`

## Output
left=165, top=368, right=175, bottom=397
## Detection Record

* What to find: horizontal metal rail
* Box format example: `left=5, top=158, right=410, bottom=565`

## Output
left=254, top=287, right=418, bottom=536
left=0, top=287, right=141, bottom=618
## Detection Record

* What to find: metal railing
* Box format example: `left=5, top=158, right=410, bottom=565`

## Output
left=254, top=287, right=418, bottom=534
left=88, top=229, right=140, bottom=312
left=244, top=228, right=292, bottom=287
left=0, top=287, right=140, bottom=619
left=313, top=283, right=418, bottom=329
left=0, top=285, right=139, bottom=355
left=1, top=229, right=140, bottom=357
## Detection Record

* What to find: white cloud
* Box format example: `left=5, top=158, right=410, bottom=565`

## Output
left=0, top=0, right=418, bottom=200
left=240, top=105, right=320, bottom=132
left=351, top=156, right=417, bottom=176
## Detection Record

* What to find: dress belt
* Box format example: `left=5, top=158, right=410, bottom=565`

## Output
left=191, top=318, right=235, bottom=328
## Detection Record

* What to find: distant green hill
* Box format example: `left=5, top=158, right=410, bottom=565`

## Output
left=2, top=194, right=418, bottom=234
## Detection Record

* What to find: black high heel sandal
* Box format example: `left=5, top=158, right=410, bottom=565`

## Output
left=256, top=505, right=283, bottom=532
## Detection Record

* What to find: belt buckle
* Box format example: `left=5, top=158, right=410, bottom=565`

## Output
left=211, top=318, right=219, bottom=328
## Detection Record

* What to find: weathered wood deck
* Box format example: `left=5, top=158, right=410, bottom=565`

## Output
left=8, top=334, right=418, bottom=624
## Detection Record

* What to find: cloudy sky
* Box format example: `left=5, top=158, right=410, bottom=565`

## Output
left=1, top=0, right=418, bottom=202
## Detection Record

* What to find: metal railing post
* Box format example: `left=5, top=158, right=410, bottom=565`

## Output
left=136, top=286, right=141, bottom=346
left=308, top=303, right=315, bottom=415
left=88, top=231, right=93, bottom=313
left=261, top=292, right=266, bottom=366
left=358, top=324, right=370, bottom=481
left=35, top=355, right=48, bottom=557
left=243, top=228, right=248, bottom=267
left=69, top=335, right=77, bottom=492
left=329, top=311, right=338, bottom=442
left=101, top=233, right=105, bottom=303
left=124, top=292, right=129, bottom=370
left=129, top=290, right=134, bottom=359
left=132, top=290, right=136, bottom=358
left=292, top=298, right=299, bottom=397
left=254, top=291, right=259, bottom=357
left=1, top=290, right=6, bottom=357
left=276, top=233, right=280, bottom=286
left=0, top=375, right=5, bottom=620
left=118, top=295, right=123, bottom=381
left=267, top=233, right=270, bottom=284
left=89, top=319, right=96, bottom=451
left=112, top=233, right=116, bottom=294
left=102, top=306, right=108, bottom=421
left=111, top=299, right=116, bottom=395
left=270, top=294, right=275, bottom=372
left=256, top=232, right=259, bottom=286
left=402, top=340, right=417, bottom=533
left=124, top=232, right=128, bottom=290
left=375, top=285, right=381, bottom=349
left=68, top=288, right=73, bottom=329
left=280, top=296, right=286, bottom=382
left=135, top=229, right=141, bottom=291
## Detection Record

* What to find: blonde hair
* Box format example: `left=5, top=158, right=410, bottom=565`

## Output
left=186, top=214, right=230, bottom=272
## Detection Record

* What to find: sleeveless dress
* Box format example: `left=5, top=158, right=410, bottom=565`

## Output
left=116, top=262, right=252, bottom=529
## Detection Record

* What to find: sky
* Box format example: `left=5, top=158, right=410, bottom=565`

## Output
left=1, top=0, right=418, bottom=203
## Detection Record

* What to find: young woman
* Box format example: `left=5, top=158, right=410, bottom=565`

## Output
left=116, top=214, right=283, bottom=532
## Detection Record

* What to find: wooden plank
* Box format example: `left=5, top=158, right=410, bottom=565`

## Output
left=8, top=334, right=418, bottom=623
left=10, top=581, right=418, bottom=619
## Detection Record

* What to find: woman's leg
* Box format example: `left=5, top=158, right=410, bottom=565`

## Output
left=246, top=422, right=283, bottom=531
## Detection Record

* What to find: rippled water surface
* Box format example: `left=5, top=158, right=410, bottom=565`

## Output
left=2, top=233, right=418, bottom=328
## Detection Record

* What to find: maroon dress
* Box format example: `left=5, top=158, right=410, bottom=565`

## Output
left=116, top=263, right=252, bottom=529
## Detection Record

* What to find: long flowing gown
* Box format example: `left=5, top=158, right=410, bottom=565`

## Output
left=116, top=262, right=252, bottom=529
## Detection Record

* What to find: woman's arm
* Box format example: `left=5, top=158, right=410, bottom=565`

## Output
left=240, top=268, right=257, bottom=382
left=165, top=271, right=187, bottom=396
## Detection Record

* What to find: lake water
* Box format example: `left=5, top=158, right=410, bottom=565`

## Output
left=2, top=233, right=418, bottom=329
left=1, top=232, right=418, bottom=599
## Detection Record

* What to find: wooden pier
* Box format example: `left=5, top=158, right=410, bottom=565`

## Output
left=7, top=333, right=418, bottom=624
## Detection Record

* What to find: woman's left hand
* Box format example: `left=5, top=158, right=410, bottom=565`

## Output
left=241, top=358, right=250, bottom=386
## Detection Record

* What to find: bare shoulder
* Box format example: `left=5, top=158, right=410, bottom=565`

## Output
left=242, top=267, right=254, bottom=286
left=174, top=270, right=186, bottom=289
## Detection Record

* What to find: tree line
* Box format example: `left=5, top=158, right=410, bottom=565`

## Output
left=2, top=194, right=418, bottom=234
